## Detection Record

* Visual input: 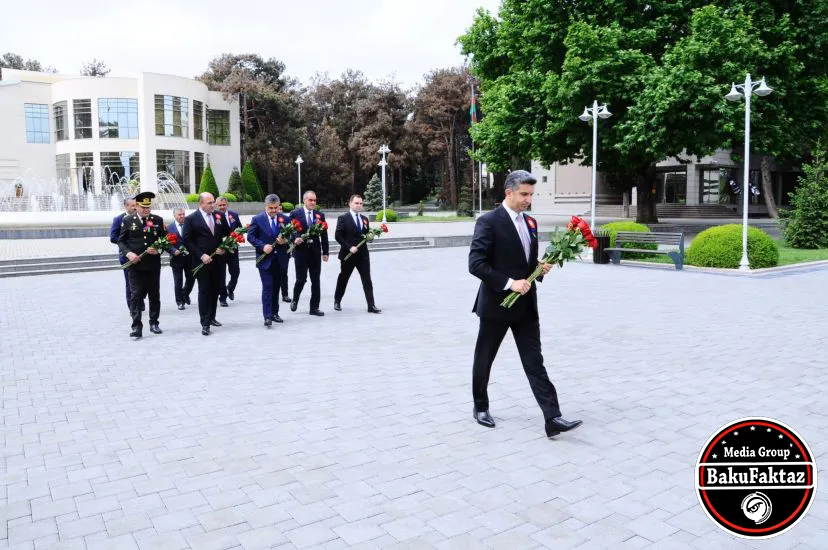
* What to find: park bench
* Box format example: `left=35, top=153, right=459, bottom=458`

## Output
left=606, top=231, right=685, bottom=270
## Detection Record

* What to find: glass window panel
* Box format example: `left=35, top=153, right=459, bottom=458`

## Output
left=56, top=153, right=70, bottom=181
left=25, top=104, right=50, bottom=143
left=75, top=152, right=94, bottom=193
left=207, top=109, right=230, bottom=145
left=53, top=101, right=67, bottom=142
left=98, top=98, right=139, bottom=139
left=154, top=95, right=189, bottom=137
left=193, top=100, right=204, bottom=141
left=156, top=149, right=191, bottom=193
left=73, top=99, right=93, bottom=139
left=194, top=152, right=205, bottom=187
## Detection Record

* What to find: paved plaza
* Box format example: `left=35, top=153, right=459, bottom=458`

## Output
left=1, top=247, right=826, bottom=549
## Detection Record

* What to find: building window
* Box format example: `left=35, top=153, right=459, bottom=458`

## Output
left=193, top=100, right=204, bottom=141
left=157, top=149, right=191, bottom=192
left=24, top=103, right=50, bottom=143
left=75, top=152, right=94, bottom=193
left=100, top=151, right=139, bottom=185
left=54, top=101, right=67, bottom=142
left=73, top=99, right=93, bottom=139
left=207, top=109, right=230, bottom=145
left=56, top=153, right=70, bottom=181
left=154, top=95, right=189, bottom=137
left=194, top=152, right=205, bottom=189
left=98, top=98, right=138, bottom=139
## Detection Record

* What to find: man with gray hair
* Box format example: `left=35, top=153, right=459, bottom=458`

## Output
left=468, top=170, right=582, bottom=439
left=167, top=207, right=193, bottom=309
left=247, top=194, right=291, bottom=326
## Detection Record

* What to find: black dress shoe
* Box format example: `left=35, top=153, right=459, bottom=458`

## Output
left=219, top=300, right=229, bottom=307
left=177, top=303, right=185, bottom=310
left=367, top=306, right=382, bottom=313
left=282, top=295, right=291, bottom=303
left=271, top=314, right=283, bottom=323
left=333, top=303, right=342, bottom=311
left=545, top=416, right=583, bottom=438
left=149, top=324, right=163, bottom=334
left=228, top=290, right=234, bottom=301
left=185, top=296, right=191, bottom=305
left=264, top=318, right=272, bottom=327
left=309, top=310, right=325, bottom=316
left=129, top=329, right=142, bottom=339
left=290, top=300, right=298, bottom=312
left=210, top=319, right=222, bottom=327
left=202, top=326, right=210, bottom=336
left=473, top=408, right=496, bottom=428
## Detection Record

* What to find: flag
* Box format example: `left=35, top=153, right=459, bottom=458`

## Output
left=470, top=98, right=479, bottom=124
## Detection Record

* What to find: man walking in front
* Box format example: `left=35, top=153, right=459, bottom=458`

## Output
left=333, top=194, right=381, bottom=313
left=110, top=196, right=140, bottom=311
left=468, top=170, right=582, bottom=439
left=289, top=190, right=329, bottom=316
left=247, top=194, right=290, bottom=327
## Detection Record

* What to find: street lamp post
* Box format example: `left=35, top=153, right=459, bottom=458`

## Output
left=295, top=155, right=303, bottom=205
left=378, top=144, right=390, bottom=223
left=726, top=74, right=772, bottom=271
left=579, top=100, right=612, bottom=231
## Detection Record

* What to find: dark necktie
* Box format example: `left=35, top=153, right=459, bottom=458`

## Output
left=307, top=211, right=312, bottom=228
left=271, top=217, right=277, bottom=236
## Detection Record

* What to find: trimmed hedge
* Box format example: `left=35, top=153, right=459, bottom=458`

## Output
left=186, top=193, right=199, bottom=203
left=599, top=221, right=656, bottom=258
left=281, top=201, right=295, bottom=212
left=220, top=192, right=237, bottom=202
left=686, top=224, right=778, bottom=269
left=375, top=209, right=398, bottom=222
left=197, top=163, right=220, bottom=197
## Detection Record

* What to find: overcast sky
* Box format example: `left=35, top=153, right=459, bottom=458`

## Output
left=3, top=0, right=502, bottom=89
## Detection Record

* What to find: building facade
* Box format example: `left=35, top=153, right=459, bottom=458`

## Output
left=0, top=68, right=240, bottom=197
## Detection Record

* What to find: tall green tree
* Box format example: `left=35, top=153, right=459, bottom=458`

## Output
left=242, top=160, right=263, bottom=202
left=459, top=1, right=828, bottom=222
left=363, top=174, right=383, bottom=210
left=198, top=163, right=220, bottom=197
left=227, top=168, right=243, bottom=198
left=1, top=52, right=56, bottom=72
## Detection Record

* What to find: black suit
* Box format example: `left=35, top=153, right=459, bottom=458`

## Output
left=289, top=208, right=329, bottom=311
left=219, top=210, right=242, bottom=301
left=118, top=213, right=166, bottom=331
left=333, top=211, right=376, bottom=308
left=468, top=206, right=561, bottom=420
left=183, top=209, right=229, bottom=328
left=167, top=221, right=194, bottom=305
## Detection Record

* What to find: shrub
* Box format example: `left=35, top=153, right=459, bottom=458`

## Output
left=281, top=201, right=295, bottom=212
left=779, top=148, right=828, bottom=249
left=686, top=224, right=778, bottom=269
left=197, top=163, right=220, bottom=197
left=241, top=160, right=263, bottom=202
left=220, top=192, right=237, bottom=202
left=186, top=193, right=199, bottom=203
left=244, top=194, right=253, bottom=202
left=599, top=221, right=656, bottom=257
left=457, top=182, right=473, bottom=217
left=226, top=168, right=243, bottom=198
left=364, top=174, right=382, bottom=210
left=417, top=200, right=424, bottom=216
left=375, top=209, right=398, bottom=222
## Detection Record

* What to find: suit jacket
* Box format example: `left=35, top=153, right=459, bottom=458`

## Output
left=335, top=211, right=371, bottom=261
left=222, top=210, right=242, bottom=255
left=183, top=209, right=230, bottom=271
left=117, top=213, right=167, bottom=272
left=289, top=208, right=329, bottom=256
left=247, top=211, right=290, bottom=270
left=469, top=206, right=541, bottom=322
left=166, top=220, right=189, bottom=268
left=110, top=212, right=127, bottom=264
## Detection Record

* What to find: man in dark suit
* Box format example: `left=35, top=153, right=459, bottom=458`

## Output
left=183, top=192, right=229, bottom=335
left=289, top=190, right=329, bottom=316
left=110, top=196, right=139, bottom=310
left=118, top=192, right=166, bottom=338
left=167, top=207, right=194, bottom=310
left=468, top=170, right=582, bottom=439
left=277, top=203, right=291, bottom=303
left=333, top=194, right=381, bottom=313
left=216, top=197, right=242, bottom=306
left=247, top=194, right=290, bottom=327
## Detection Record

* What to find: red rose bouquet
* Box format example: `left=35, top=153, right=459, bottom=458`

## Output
left=343, top=223, right=389, bottom=261
left=121, top=232, right=178, bottom=269
left=500, top=215, right=597, bottom=308
left=256, top=216, right=295, bottom=265
left=192, top=226, right=248, bottom=275
left=287, top=220, right=328, bottom=256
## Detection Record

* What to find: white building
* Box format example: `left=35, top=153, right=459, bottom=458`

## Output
left=0, top=68, right=240, bottom=197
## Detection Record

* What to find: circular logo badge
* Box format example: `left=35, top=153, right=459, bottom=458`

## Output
left=696, top=417, right=817, bottom=539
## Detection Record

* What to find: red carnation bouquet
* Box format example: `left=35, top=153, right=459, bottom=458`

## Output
left=287, top=220, right=328, bottom=256
left=343, top=223, right=389, bottom=261
left=256, top=218, right=296, bottom=265
left=500, top=215, right=597, bottom=308
left=121, top=233, right=178, bottom=269
left=192, top=226, right=249, bottom=275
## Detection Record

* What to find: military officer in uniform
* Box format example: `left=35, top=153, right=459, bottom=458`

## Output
left=118, top=191, right=167, bottom=338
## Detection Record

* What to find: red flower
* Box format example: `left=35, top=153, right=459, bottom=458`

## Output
left=292, top=219, right=302, bottom=229
left=278, top=216, right=285, bottom=224
left=146, top=220, right=154, bottom=227
left=315, top=213, right=321, bottom=219
left=526, top=217, right=536, bottom=229
left=167, top=233, right=178, bottom=246
left=381, top=223, right=389, bottom=233
left=321, top=221, right=329, bottom=231
left=229, top=215, right=235, bottom=222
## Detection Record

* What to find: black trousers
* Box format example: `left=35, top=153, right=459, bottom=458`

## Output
left=280, top=258, right=290, bottom=298
left=195, top=261, right=223, bottom=327
left=293, top=247, right=322, bottom=310
left=128, top=268, right=160, bottom=330
left=333, top=254, right=375, bottom=307
left=472, top=316, right=561, bottom=420
left=220, top=252, right=240, bottom=300
left=121, top=264, right=132, bottom=309
left=171, top=258, right=194, bottom=304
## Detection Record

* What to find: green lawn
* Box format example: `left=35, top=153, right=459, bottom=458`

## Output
left=614, top=239, right=828, bottom=268
left=397, top=215, right=475, bottom=223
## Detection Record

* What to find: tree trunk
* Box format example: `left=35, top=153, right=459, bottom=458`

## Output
left=760, top=155, right=778, bottom=218
left=447, top=115, right=458, bottom=207
left=399, top=168, right=404, bottom=203
left=635, top=164, right=659, bottom=224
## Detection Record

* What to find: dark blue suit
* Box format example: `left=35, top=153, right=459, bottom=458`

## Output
left=166, top=220, right=194, bottom=305
left=289, top=208, right=329, bottom=311
left=110, top=212, right=133, bottom=309
left=219, top=210, right=242, bottom=302
left=248, top=212, right=290, bottom=319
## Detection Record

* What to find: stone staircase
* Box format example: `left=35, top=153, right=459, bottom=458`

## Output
left=0, top=237, right=434, bottom=278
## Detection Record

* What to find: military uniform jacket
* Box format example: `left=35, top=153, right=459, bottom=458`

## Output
left=118, top=213, right=167, bottom=271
